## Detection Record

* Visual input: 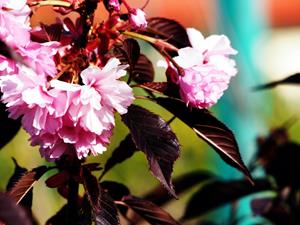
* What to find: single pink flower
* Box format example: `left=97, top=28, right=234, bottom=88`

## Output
left=172, top=28, right=238, bottom=108
left=0, top=58, right=134, bottom=160
left=129, top=8, right=147, bottom=29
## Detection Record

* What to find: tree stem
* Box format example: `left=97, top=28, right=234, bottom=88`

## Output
left=67, top=178, right=79, bottom=225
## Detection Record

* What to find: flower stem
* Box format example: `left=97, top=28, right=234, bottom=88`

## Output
left=160, top=49, right=185, bottom=76
left=32, top=0, right=72, bottom=7
left=123, top=31, right=179, bottom=52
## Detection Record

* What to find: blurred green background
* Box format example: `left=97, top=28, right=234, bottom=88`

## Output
left=3, top=0, right=300, bottom=224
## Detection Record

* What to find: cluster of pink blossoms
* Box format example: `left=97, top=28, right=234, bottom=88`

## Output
left=0, top=0, right=237, bottom=160
left=0, top=1, right=134, bottom=160
left=169, top=28, right=238, bottom=109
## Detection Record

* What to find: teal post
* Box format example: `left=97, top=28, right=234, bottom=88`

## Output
left=214, top=0, right=270, bottom=223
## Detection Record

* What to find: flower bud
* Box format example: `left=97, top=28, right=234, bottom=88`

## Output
left=107, top=0, right=121, bottom=11
left=129, top=8, right=147, bottom=29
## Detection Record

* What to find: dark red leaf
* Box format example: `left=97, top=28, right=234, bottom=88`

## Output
left=46, top=204, right=68, bottom=225
left=81, top=167, right=100, bottom=210
left=254, top=73, right=300, bottom=90
left=114, top=40, right=154, bottom=84
left=262, top=142, right=300, bottom=188
left=122, top=195, right=180, bottom=225
left=263, top=201, right=293, bottom=225
left=137, top=82, right=180, bottom=98
left=0, top=101, right=21, bottom=150
left=101, top=134, right=137, bottom=179
left=100, top=181, right=130, bottom=201
left=197, top=222, right=219, bottom=225
left=100, top=181, right=130, bottom=218
left=6, top=158, right=32, bottom=211
left=114, top=38, right=140, bottom=69
left=6, top=158, right=27, bottom=191
left=46, top=197, right=92, bottom=225
left=8, top=166, right=48, bottom=204
left=121, top=105, right=180, bottom=197
left=80, top=168, right=120, bottom=225
left=155, top=97, right=253, bottom=184
left=137, top=82, right=169, bottom=94
left=63, top=18, right=77, bottom=35
left=41, top=23, right=63, bottom=42
left=144, top=171, right=215, bottom=206
left=144, top=17, right=191, bottom=53
left=82, top=163, right=102, bottom=172
left=182, top=179, right=273, bottom=220
left=45, top=171, right=70, bottom=188
left=251, top=197, right=274, bottom=215
left=255, top=128, right=288, bottom=164
left=93, top=189, right=120, bottom=225
left=30, top=23, right=64, bottom=42
left=57, top=185, right=69, bottom=200
left=0, top=193, right=32, bottom=225
left=131, top=54, right=154, bottom=84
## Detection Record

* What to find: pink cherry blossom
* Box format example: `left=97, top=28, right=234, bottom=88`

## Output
left=129, top=8, right=147, bottom=29
left=173, top=28, right=237, bottom=108
left=0, top=58, right=134, bottom=160
left=0, top=1, right=60, bottom=77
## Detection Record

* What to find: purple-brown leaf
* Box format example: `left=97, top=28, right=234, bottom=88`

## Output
left=182, top=179, right=273, bottom=220
left=81, top=167, right=100, bottom=210
left=137, top=82, right=169, bottom=94
left=114, top=38, right=140, bottom=69
left=254, top=73, right=300, bottom=90
left=131, top=54, right=154, bottom=83
left=100, top=181, right=130, bottom=201
left=6, top=159, right=32, bottom=211
left=81, top=169, right=120, bottom=225
left=121, top=105, right=180, bottom=197
left=144, top=17, right=191, bottom=52
left=122, top=195, right=181, bottom=225
left=137, top=82, right=180, bottom=98
left=46, top=197, right=92, bottom=225
left=155, top=97, right=253, bottom=184
left=0, top=193, right=32, bottom=225
left=93, top=189, right=120, bottom=225
left=46, top=171, right=70, bottom=188
left=114, top=40, right=154, bottom=84
left=100, top=181, right=130, bottom=219
left=251, top=197, right=274, bottom=215
left=144, top=171, right=215, bottom=206
left=8, top=166, right=48, bottom=204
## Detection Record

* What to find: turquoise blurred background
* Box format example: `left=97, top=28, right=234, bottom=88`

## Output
left=2, top=0, right=300, bottom=224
